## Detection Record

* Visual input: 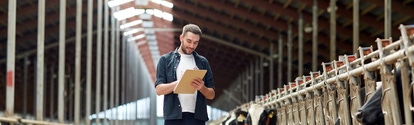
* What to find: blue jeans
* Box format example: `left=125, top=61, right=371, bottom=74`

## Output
left=164, top=112, right=205, bottom=125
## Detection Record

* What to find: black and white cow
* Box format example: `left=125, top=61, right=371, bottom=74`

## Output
left=247, top=103, right=277, bottom=125
left=355, top=67, right=413, bottom=125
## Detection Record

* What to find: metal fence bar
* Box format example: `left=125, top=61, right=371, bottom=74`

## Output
left=36, top=0, right=46, bottom=121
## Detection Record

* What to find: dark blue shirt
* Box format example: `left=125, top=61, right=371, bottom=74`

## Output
left=155, top=48, right=215, bottom=121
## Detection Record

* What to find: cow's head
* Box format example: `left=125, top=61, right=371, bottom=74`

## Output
left=355, top=87, right=384, bottom=125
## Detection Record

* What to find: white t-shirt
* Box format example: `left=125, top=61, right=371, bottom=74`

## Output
left=176, top=53, right=198, bottom=113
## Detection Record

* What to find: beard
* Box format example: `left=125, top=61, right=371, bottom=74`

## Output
left=180, top=43, right=193, bottom=54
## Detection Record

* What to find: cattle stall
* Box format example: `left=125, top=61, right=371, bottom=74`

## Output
left=211, top=24, right=414, bottom=125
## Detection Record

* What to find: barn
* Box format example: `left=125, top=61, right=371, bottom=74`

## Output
left=1, top=0, right=414, bottom=125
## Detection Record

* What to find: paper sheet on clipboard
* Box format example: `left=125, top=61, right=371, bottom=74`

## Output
left=174, top=69, right=207, bottom=94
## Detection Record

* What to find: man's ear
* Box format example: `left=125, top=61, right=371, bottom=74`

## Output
left=179, top=34, right=183, bottom=42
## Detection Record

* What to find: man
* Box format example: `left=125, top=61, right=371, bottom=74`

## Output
left=155, top=24, right=215, bottom=125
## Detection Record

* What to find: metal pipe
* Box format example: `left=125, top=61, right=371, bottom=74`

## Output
left=74, top=0, right=82, bottom=123
left=260, top=56, right=264, bottom=95
left=278, top=34, right=282, bottom=88
left=57, top=0, right=66, bottom=122
left=250, top=62, right=254, bottom=100
left=50, top=66, right=55, bottom=121
left=86, top=0, right=93, bottom=124
left=330, top=0, right=337, bottom=60
left=288, top=24, right=292, bottom=82
left=223, top=90, right=242, bottom=105
left=115, top=6, right=120, bottom=125
left=312, top=0, right=318, bottom=71
left=270, top=41, right=274, bottom=89
left=202, top=35, right=270, bottom=59
left=298, top=13, right=304, bottom=76
left=6, top=0, right=16, bottom=119
left=121, top=28, right=126, bottom=125
left=0, top=31, right=96, bottom=64
left=23, top=56, right=28, bottom=119
left=36, top=0, right=46, bottom=121
left=103, top=0, right=109, bottom=123
left=95, top=0, right=103, bottom=124
left=110, top=7, right=116, bottom=125
left=384, top=0, right=391, bottom=38
left=255, top=58, right=259, bottom=96
left=69, top=77, right=73, bottom=121
left=273, top=46, right=409, bottom=103
left=33, top=58, right=37, bottom=119
left=353, top=0, right=359, bottom=53
left=0, top=117, right=72, bottom=125
left=43, top=64, right=47, bottom=120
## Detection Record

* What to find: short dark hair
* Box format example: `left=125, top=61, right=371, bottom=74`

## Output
left=182, top=24, right=202, bottom=37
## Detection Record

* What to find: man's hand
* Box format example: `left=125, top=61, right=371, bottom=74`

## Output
left=191, top=78, right=205, bottom=90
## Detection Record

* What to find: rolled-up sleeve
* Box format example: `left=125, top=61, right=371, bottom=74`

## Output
left=155, top=56, right=166, bottom=88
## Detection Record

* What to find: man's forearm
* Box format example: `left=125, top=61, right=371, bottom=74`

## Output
left=155, top=81, right=177, bottom=95
left=199, top=87, right=215, bottom=100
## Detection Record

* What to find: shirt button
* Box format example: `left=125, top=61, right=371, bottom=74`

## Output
left=178, top=105, right=181, bottom=107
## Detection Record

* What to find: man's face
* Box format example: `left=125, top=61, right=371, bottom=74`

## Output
left=180, top=32, right=200, bottom=54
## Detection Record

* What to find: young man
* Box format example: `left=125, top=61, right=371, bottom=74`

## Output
left=155, top=24, right=215, bottom=125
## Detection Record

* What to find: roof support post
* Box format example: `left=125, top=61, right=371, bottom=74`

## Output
left=36, top=0, right=46, bottom=121
left=270, top=41, right=275, bottom=89
left=23, top=57, right=29, bottom=119
left=110, top=6, right=116, bottom=125
left=353, top=0, right=359, bottom=53
left=288, top=24, right=293, bottom=82
left=115, top=7, right=121, bottom=125
left=250, top=62, right=254, bottom=101
left=74, top=0, right=82, bottom=123
left=121, top=27, right=126, bottom=124
left=278, top=34, right=282, bottom=88
left=103, top=0, right=109, bottom=123
left=49, top=66, right=55, bottom=121
left=255, top=58, right=259, bottom=96
left=312, top=0, right=318, bottom=71
left=330, top=0, right=337, bottom=60
left=6, top=0, right=16, bottom=119
left=298, top=13, right=304, bottom=76
left=384, top=0, right=392, bottom=38
left=58, top=0, right=66, bottom=123
left=259, top=56, right=264, bottom=95
left=95, top=0, right=103, bottom=124
left=86, top=0, right=93, bottom=124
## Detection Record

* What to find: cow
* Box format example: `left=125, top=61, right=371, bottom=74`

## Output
left=224, top=109, right=249, bottom=125
left=335, top=83, right=380, bottom=125
left=355, top=84, right=385, bottom=125
left=247, top=103, right=276, bottom=125
left=355, top=67, right=413, bottom=125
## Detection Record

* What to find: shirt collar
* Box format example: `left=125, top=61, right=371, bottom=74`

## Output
left=173, top=47, right=198, bottom=57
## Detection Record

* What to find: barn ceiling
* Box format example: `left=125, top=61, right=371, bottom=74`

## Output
left=1, top=0, right=414, bottom=116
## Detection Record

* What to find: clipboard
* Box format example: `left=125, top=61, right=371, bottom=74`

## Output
left=174, top=69, right=207, bottom=94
